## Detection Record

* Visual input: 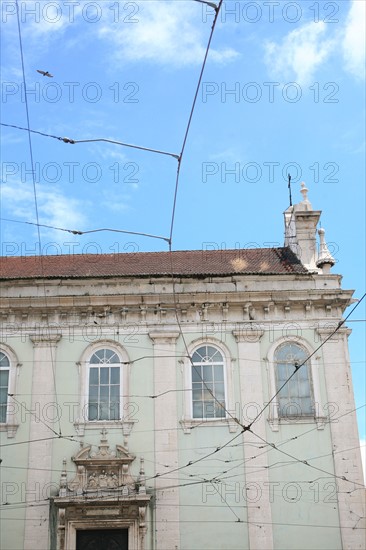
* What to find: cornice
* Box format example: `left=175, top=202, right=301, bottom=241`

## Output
left=29, top=334, right=62, bottom=346
left=148, top=331, right=180, bottom=344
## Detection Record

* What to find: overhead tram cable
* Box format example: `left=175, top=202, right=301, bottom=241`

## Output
left=14, top=0, right=62, bottom=437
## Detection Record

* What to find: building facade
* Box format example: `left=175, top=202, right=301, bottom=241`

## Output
left=0, top=186, right=365, bottom=549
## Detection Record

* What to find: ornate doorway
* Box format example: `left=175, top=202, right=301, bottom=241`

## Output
left=76, top=529, right=128, bottom=549
left=53, top=432, right=150, bottom=550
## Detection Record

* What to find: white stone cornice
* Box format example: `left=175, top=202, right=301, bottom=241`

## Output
left=232, top=328, right=264, bottom=343
left=29, top=334, right=62, bottom=346
left=316, top=326, right=352, bottom=339
left=148, top=331, right=180, bottom=344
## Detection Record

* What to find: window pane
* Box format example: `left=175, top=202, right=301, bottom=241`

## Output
left=90, top=350, right=103, bottom=364
left=298, top=378, right=311, bottom=398
left=0, top=353, right=10, bottom=367
left=0, top=387, right=8, bottom=405
left=90, top=349, right=121, bottom=364
left=192, top=366, right=201, bottom=382
left=99, top=403, right=109, bottom=420
left=215, top=401, right=226, bottom=418
left=104, top=349, right=114, bottom=362
left=100, top=368, right=109, bottom=385
left=0, top=370, right=9, bottom=386
left=193, top=402, right=203, bottom=418
left=203, top=391, right=213, bottom=402
left=206, top=346, right=217, bottom=359
left=276, top=364, right=288, bottom=383
left=100, top=386, right=109, bottom=401
left=110, top=367, right=120, bottom=384
left=214, top=382, right=225, bottom=400
left=110, top=385, right=120, bottom=400
left=88, top=403, right=98, bottom=421
left=214, top=365, right=224, bottom=381
left=89, top=368, right=98, bottom=385
left=191, top=351, right=202, bottom=363
left=110, top=401, right=120, bottom=420
left=300, top=397, right=313, bottom=415
left=89, top=386, right=98, bottom=401
left=192, top=387, right=202, bottom=401
left=204, top=401, right=215, bottom=418
left=202, top=365, right=213, bottom=382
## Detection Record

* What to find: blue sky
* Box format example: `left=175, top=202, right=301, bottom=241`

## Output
left=1, top=0, right=365, bottom=475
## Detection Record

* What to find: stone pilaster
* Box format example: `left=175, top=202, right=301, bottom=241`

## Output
left=233, top=329, right=274, bottom=550
left=149, top=331, right=180, bottom=550
left=24, top=334, right=61, bottom=550
left=317, top=327, right=366, bottom=548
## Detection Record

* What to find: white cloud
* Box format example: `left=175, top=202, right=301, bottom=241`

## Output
left=264, top=21, right=334, bottom=85
left=342, top=0, right=366, bottom=79
left=264, top=1, right=365, bottom=85
left=1, top=180, right=88, bottom=236
left=98, top=1, right=239, bottom=67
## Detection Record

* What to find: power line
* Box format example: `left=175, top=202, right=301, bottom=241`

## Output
left=0, top=217, right=170, bottom=243
left=0, top=123, right=180, bottom=160
left=168, top=0, right=223, bottom=243
left=14, top=0, right=63, bottom=438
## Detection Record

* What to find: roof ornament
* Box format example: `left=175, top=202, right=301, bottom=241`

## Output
left=298, top=182, right=312, bottom=211
left=316, top=228, right=335, bottom=273
left=288, top=173, right=293, bottom=207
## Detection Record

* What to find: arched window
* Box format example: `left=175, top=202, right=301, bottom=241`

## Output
left=0, top=351, right=10, bottom=423
left=274, top=342, right=314, bottom=417
left=88, top=348, right=122, bottom=421
left=191, top=345, right=226, bottom=419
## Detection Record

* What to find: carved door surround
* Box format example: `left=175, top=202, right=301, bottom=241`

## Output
left=53, top=430, right=150, bottom=550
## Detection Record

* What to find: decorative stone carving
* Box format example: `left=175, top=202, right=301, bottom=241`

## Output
left=53, top=430, right=150, bottom=550
left=63, top=429, right=137, bottom=496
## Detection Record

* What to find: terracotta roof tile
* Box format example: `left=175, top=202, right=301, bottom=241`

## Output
left=0, top=247, right=308, bottom=280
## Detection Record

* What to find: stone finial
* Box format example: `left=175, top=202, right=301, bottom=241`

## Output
left=59, top=458, right=68, bottom=497
left=138, top=457, right=146, bottom=494
left=298, top=182, right=312, bottom=211
left=316, top=228, right=335, bottom=273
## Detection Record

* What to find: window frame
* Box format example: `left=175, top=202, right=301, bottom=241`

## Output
left=76, top=341, right=132, bottom=435
left=191, top=344, right=227, bottom=420
left=0, top=351, right=10, bottom=424
left=0, top=345, right=21, bottom=438
left=274, top=341, right=314, bottom=418
left=181, top=338, right=237, bottom=433
left=267, top=336, right=326, bottom=431
left=87, top=349, right=122, bottom=422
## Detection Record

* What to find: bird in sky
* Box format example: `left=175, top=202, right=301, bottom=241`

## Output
left=36, top=70, right=53, bottom=77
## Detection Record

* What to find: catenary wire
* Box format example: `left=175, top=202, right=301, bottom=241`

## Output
left=14, top=0, right=62, bottom=436
left=0, top=123, right=180, bottom=160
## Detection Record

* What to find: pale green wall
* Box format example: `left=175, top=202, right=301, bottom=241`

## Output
left=1, top=324, right=344, bottom=549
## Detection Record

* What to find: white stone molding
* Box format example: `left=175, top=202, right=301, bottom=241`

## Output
left=0, top=344, right=21, bottom=437
left=316, top=326, right=365, bottom=549
left=266, top=335, right=326, bottom=431
left=24, top=334, right=62, bottom=549
left=148, top=330, right=180, bottom=550
left=148, top=331, right=180, bottom=345
left=29, top=333, right=62, bottom=346
left=233, top=328, right=274, bottom=550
